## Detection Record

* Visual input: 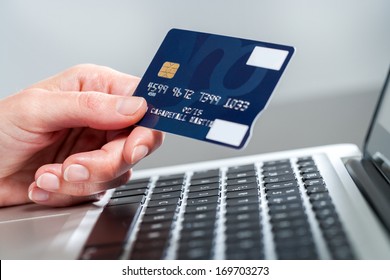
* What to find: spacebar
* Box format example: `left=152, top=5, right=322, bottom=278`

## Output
left=80, top=203, right=141, bottom=259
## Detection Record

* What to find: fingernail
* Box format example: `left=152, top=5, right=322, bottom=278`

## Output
left=36, top=173, right=60, bottom=190
left=116, top=97, right=145, bottom=116
left=28, top=188, right=49, bottom=202
left=64, top=164, right=90, bottom=182
left=131, top=145, right=149, bottom=164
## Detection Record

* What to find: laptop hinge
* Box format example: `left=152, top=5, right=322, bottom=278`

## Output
left=345, top=158, right=390, bottom=233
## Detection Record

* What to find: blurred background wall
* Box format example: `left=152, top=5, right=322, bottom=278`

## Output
left=1, top=0, right=389, bottom=169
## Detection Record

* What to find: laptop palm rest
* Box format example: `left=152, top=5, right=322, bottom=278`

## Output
left=0, top=203, right=94, bottom=259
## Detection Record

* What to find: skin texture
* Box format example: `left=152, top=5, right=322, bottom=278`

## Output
left=0, top=64, right=164, bottom=207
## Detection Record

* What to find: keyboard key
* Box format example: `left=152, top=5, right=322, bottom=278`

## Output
left=80, top=244, right=124, bottom=260
left=136, top=229, right=171, bottom=241
left=125, top=178, right=149, bottom=185
left=147, top=197, right=179, bottom=207
left=262, top=163, right=291, bottom=172
left=138, top=221, right=173, bottom=232
left=262, top=169, right=293, bottom=177
left=178, top=247, right=212, bottom=260
left=191, top=177, right=219, bottom=185
left=226, top=188, right=259, bottom=199
left=306, top=185, right=328, bottom=194
left=274, top=226, right=312, bottom=241
left=111, top=188, right=147, bottom=198
left=267, top=194, right=301, bottom=205
left=225, top=238, right=262, bottom=250
left=271, top=218, right=309, bottom=231
left=158, top=173, right=185, bottom=181
left=192, top=169, right=220, bottom=179
left=116, top=181, right=149, bottom=191
left=268, top=202, right=304, bottom=213
left=226, top=182, right=258, bottom=192
left=226, top=249, right=264, bottom=260
left=184, top=211, right=217, bottom=222
left=227, top=164, right=255, bottom=173
left=129, top=249, right=165, bottom=260
left=311, top=200, right=335, bottom=210
left=108, top=195, right=145, bottom=206
left=182, top=220, right=216, bottom=230
left=227, top=176, right=257, bottom=185
left=269, top=209, right=307, bottom=221
left=152, top=185, right=182, bottom=194
left=297, top=156, right=313, bottom=162
left=266, top=187, right=299, bottom=197
left=226, top=212, right=260, bottom=223
left=186, top=196, right=218, bottom=206
left=265, top=181, right=299, bottom=190
left=188, top=183, right=219, bottom=192
left=309, top=192, right=331, bottom=202
left=185, top=203, right=218, bottom=213
left=155, top=178, right=184, bottom=188
left=187, top=189, right=219, bottom=199
left=179, top=238, right=213, bottom=249
left=150, top=191, right=182, bottom=201
left=330, top=246, right=355, bottom=260
left=300, top=166, right=318, bottom=173
left=277, top=245, right=318, bottom=260
left=297, top=160, right=315, bottom=167
left=226, top=228, right=262, bottom=242
left=263, top=174, right=296, bottom=184
left=181, top=228, right=215, bottom=239
left=318, top=216, right=342, bottom=230
left=227, top=170, right=256, bottom=179
left=226, top=196, right=259, bottom=206
left=322, top=226, right=346, bottom=240
left=302, top=172, right=322, bottom=180
left=132, top=239, right=167, bottom=251
left=144, top=205, right=177, bottom=215
left=226, top=203, right=260, bottom=214
left=142, top=212, right=176, bottom=223
left=225, top=221, right=261, bottom=231
left=304, top=179, right=325, bottom=187
left=262, top=159, right=290, bottom=166
left=275, top=235, right=314, bottom=249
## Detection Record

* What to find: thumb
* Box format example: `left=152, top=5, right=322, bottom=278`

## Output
left=7, top=88, right=147, bottom=131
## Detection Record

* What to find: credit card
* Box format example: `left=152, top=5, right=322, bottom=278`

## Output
left=134, top=28, right=294, bottom=149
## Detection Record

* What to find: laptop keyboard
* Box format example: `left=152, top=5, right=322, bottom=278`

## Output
left=79, top=156, right=355, bottom=260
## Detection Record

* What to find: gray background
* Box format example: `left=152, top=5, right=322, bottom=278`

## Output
left=1, top=0, right=389, bottom=170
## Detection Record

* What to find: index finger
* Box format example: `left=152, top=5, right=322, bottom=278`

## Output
left=28, top=64, right=140, bottom=97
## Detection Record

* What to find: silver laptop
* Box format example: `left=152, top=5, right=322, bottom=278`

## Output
left=1, top=68, right=390, bottom=260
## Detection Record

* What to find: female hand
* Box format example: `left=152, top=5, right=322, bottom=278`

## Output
left=0, top=64, right=164, bottom=207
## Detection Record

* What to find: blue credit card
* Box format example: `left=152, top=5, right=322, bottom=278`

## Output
left=134, top=29, right=294, bottom=149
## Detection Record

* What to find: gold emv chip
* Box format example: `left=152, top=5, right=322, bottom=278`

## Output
left=158, top=62, right=180, bottom=79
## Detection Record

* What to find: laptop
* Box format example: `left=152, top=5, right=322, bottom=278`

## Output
left=1, top=68, right=390, bottom=260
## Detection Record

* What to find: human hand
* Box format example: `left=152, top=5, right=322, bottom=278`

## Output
left=0, top=64, right=164, bottom=207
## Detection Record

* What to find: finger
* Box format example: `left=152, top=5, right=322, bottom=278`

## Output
left=28, top=64, right=141, bottom=97
left=28, top=182, right=106, bottom=207
left=7, top=89, right=147, bottom=132
left=123, top=126, right=165, bottom=165
left=34, top=128, right=163, bottom=196
left=34, top=163, right=131, bottom=197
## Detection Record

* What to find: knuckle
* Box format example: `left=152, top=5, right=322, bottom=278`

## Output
left=68, top=63, right=99, bottom=74
left=77, top=92, right=105, bottom=113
